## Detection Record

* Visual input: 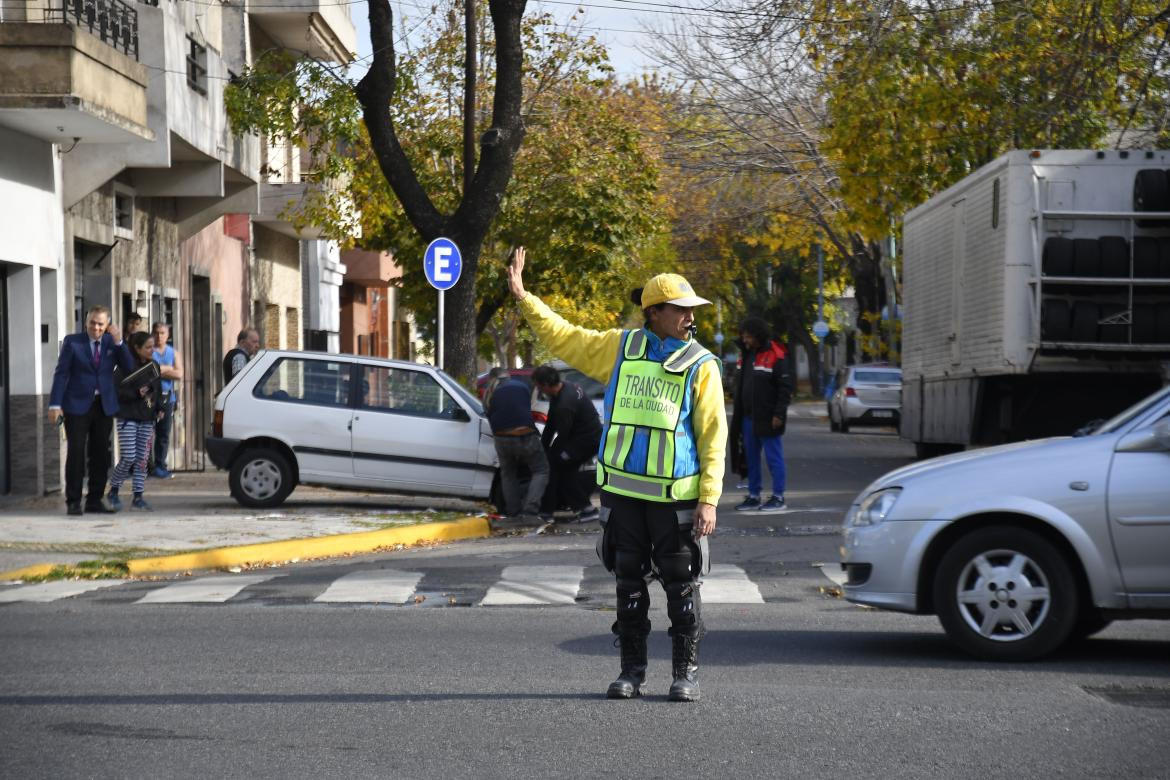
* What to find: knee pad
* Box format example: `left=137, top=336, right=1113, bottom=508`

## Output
left=656, top=549, right=694, bottom=584
left=615, top=577, right=650, bottom=626
left=614, top=549, right=650, bottom=582
left=665, top=580, right=702, bottom=632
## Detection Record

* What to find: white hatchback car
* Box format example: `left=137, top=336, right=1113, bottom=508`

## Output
left=841, top=385, right=1170, bottom=661
left=208, top=351, right=498, bottom=508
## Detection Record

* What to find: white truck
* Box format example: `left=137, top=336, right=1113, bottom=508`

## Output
left=900, top=149, right=1170, bottom=458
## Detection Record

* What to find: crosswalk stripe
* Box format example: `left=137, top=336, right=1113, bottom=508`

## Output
left=134, top=574, right=280, bottom=604
left=0, top=579, right=130, bottom=603
left=314, top=569, right=424, bottom=604
left=701, top=564, right=764, bottom=604
left=480, top=565, right=585, bottom=605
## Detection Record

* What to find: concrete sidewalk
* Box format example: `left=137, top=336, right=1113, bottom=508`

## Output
left=0, top=470, right=492, bottom=581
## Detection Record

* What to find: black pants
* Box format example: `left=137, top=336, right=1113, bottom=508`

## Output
left=152, top=397, right=174, bottom=470
left=541, top=456, right=589, bottom=512
left=63, top=397, right=113, bottom=505
left=603, top=490, right=703, bottom=639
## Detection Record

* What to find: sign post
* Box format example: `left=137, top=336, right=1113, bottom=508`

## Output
left=423, top=237, right=462, bottom=370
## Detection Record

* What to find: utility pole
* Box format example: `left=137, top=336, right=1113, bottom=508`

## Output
left=463, top=0, right=476, bottom=196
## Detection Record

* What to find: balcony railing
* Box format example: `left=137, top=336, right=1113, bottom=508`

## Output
left=1, top=0, right=139, bottom=60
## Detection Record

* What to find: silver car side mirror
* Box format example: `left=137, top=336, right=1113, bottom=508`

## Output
left=1116, top=418, right=1170, bottom=454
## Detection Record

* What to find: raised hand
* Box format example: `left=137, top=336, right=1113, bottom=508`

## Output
left=506, top=246, right=527, bottom=301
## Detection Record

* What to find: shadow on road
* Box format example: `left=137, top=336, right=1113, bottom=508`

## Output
left=559, top=629, right=1170, bottom=676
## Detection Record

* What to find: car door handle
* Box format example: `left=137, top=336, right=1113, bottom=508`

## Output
left=348, top=417, right=355, bottom=431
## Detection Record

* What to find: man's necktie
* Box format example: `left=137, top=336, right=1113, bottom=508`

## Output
left=92, top=341, right=100, bottom=367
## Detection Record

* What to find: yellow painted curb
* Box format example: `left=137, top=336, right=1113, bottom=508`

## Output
left=0, top=563, right=60, bottom=581
left=126, top=515, right=491, bottom=575
left=0, top=516, right=491, bottom=581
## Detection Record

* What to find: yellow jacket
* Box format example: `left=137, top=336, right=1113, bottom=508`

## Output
left=518, top=294, right=727, bottom=505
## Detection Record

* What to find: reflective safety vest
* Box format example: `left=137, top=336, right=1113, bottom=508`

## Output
left=597, top=329, right=716, bottom=502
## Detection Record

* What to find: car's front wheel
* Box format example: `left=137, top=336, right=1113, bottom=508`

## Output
left=933, top=526, right=1079, bottom=661
left=229, top=447, right=295, bottom=508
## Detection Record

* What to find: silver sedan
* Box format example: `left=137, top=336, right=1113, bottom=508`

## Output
left=840, top=386, right=1170, bottom=661
left=829, top=365, right=902, bottom=432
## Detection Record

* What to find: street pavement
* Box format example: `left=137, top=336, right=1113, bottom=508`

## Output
left=3, top=403, right=1166, bottom=775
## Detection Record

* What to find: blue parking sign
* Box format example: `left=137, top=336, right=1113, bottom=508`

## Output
left=424, top=237, right=462, bottom=291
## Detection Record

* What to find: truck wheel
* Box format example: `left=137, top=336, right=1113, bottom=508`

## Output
left=1070, top=301, right=1099, bottom=343
left=1072, top=238, right=1100, bottom=277
left=1041, top=298, right=1070, bottom=341
left=1133, top=304, right=1157, bottom=344
left=1134, top=169, right=1170, bottom=226
left=1041, top=237, right=1073, bottom=276
left=933, top=525, right=1079, bottom=661
left=1158, top=304, right=1170, bottom=344
left=1097, top=236, right=1128, bottom=278
left=229, top=447, right=295, bottom=508
left=1097, top=302, right=1128, bottom=343
left=1134, top=236, right=1159, bottom=278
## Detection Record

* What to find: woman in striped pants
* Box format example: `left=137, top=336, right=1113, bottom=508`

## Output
left=108, top=331, right=163, bottom=511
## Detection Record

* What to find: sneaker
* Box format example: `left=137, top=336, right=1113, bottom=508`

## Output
left=757, top=495, right=787, bottom=513
left=131, top=496, right=153, bottom=511
left=152, top=467, right=173, bottom=479
left=107, top=492, right=122, bottom=511
left=575, top=506, right=601, bottom=523
left=735, top=496, right=761, bottom=512
left=735, top=479, right=749, bottom=489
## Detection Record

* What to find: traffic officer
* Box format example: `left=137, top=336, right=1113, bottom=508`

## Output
left=507, top=247, right=727, bottom=702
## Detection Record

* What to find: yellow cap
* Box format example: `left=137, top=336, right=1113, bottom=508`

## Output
left=640, top=273, right=711, bottom=308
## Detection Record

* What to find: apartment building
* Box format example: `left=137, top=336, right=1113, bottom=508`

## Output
left=0, top=0, right=356, bottom=494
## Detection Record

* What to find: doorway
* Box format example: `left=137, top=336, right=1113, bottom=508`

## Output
left=190, top=274, right=212, bottom=470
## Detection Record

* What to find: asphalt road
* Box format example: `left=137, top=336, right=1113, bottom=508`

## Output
left=2, top=414, right=1168, bottom=777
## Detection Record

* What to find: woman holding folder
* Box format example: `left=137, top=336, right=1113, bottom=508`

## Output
left=107, top=331, right=163, bottom=511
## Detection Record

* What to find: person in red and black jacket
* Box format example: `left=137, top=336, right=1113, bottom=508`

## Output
left=730, top=316, right=793, bottom=513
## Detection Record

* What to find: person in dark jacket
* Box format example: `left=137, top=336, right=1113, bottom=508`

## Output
left=486, top=369, right=549, bottom=526
left=48, top=305, right=133, bottom=515
left=533, top=364, right=602, bottom=522
left=730, top=317, right=793, bottom=513
left=107, top=331, right=164, bottom=511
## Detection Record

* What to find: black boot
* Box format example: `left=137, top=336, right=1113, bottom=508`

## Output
left=606, top=622, right=648, bottom=699
left=668, top=630, right=701, bottom=702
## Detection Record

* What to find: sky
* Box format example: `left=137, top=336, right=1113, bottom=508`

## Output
left=348, top=0, right=673, bottom=80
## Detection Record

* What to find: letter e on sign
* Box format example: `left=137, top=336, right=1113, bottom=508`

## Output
left=424, top=238, right=462, bottom=291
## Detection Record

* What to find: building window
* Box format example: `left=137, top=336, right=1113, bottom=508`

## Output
left=186, top=36, right=208, bottom=95
left=114, top=188, right=134, bottom=238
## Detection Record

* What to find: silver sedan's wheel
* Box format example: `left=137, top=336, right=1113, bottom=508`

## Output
left=229, top=447, right=295, bottom=508
left=934, top=526, right=1078, bottom=661
left=954, top=549, right=1051, bottom=642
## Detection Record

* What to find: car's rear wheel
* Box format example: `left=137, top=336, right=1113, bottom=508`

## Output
left=839, top=415, right=850, bottom=433
left=933, top=526, right=1078, bottom=661
left=230, top=447, right=295, bottom=508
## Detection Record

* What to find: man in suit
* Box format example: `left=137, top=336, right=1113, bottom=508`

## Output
left=48, top=305, right=133, bottom=515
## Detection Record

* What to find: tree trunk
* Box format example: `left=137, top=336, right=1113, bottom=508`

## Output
left=356, top=0, right=528, bottom=385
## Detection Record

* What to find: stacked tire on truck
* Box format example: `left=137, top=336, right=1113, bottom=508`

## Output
left=1041, top=169, right=1170, bottom=345
left=900, top=151, right=1170, bottom=459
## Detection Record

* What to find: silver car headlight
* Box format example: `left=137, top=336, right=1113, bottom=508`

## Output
left=846, top=488, right=902, bottom=527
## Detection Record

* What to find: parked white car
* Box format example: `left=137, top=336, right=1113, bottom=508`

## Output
left=840, top=385, right=1170, bottom=661
left=208, top=351, right=498, bottom=508
left=829, top=365, right=902, bottom=432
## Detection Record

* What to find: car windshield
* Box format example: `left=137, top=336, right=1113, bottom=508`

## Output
left=1087, top=385, right=1170, bottom=435
left=438, top=370, right=484, bottom=416
left=852, top=370, right=902, bottom=384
